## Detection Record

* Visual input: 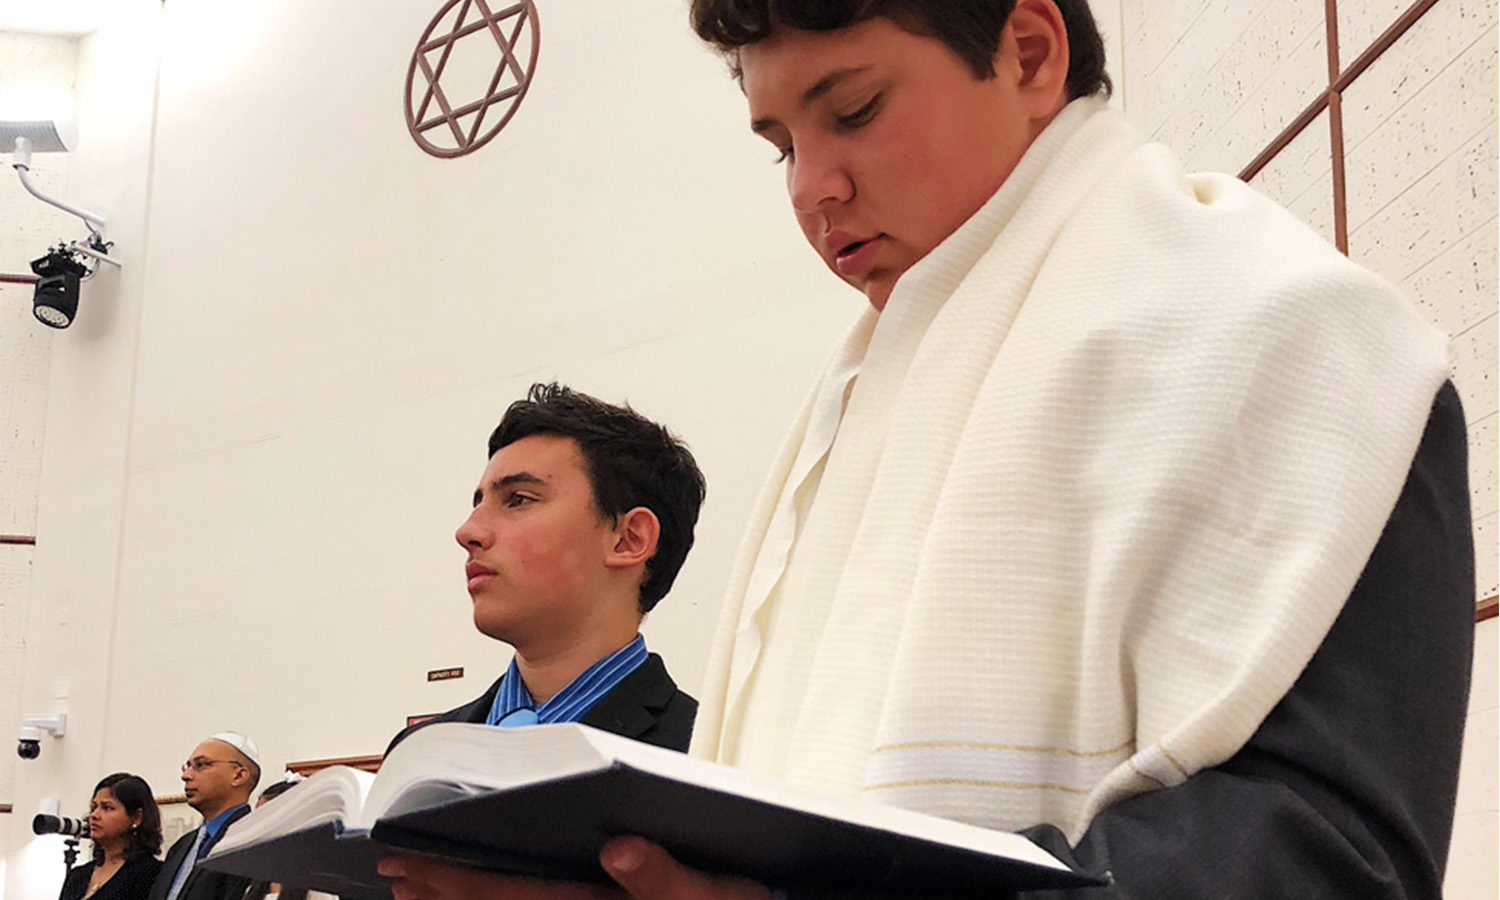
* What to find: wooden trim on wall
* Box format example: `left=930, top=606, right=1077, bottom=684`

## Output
left=1240, top=0, right=1442, bottom=218
left=1479, top=595, right=1498, bottom=623
left=156, top=794, right=188, bottom=806
left=1327, top=90, right=1349, bottom=253
left=0, top=273, right=38, bottom=285
left=0, top=535, right=37, bottom=546
left=1333, top=0, right=1442, bottom=93
left=1238, top=94, right=1330, bottom=183
left=286, top=754, right=383, bottom=777
left=0, top=803, right=12, bottom=814
left=1324, top=0, right=1350, bottom=252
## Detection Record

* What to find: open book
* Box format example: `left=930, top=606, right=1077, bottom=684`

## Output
left=202, top=722, right=1100, bottom=899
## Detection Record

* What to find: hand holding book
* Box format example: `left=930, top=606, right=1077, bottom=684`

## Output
left=379, top=836, right=772, bottom=900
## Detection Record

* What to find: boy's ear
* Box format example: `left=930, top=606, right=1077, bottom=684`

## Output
left=606, top=507, right=660, bottom=570
left=1000, top=0, right=1071, bottom=118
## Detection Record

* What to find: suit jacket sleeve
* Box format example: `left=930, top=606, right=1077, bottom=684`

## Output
left=146, top=832, right=196, bottom=900
left=1016, top=380, right=1475, bottom=899
left=152, top=807, right=255, bottom=900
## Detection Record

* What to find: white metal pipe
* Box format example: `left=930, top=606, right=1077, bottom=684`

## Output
left=11, top=136, right=106, bottom=234
left=68, top=240, right=120, bottom=269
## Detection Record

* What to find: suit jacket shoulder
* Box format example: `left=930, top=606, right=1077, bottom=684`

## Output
left=578, top=653, right=696, bottom=751
left=385, top=652, right=696, bottom=755
left=146, top=831, right=196, bottom=900
left=147, top=807, right=252, bottom=900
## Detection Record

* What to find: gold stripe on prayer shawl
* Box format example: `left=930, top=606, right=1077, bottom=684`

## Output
left=871, top=737, right=1134, bottom=759
left=1157, top=742, right=1192, bottom=779
left=864, top=777, right=1094, bottom=795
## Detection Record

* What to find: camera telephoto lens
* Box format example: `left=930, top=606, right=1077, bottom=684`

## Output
left=32, top=814, right=89, bottom=837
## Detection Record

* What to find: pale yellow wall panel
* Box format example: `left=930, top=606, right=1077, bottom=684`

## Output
left=0, top=32, right=78, bottom=274
left=0, top=287, right=52, bottom=535
left=1342, top=23, right=1498, bottom=227
left=1348, top=129, right=1496, bottom=297
left=1452, top=618, right=1500, bottom=900
left=1285, top=171, right=1340, bottom=247
left=1192, top=27, right=1325, bottom=175
left=1121, top=0, right=1215, bottom=135
left=1452, top=310, right=1498, bottom=415
left=0, top=33, right=72, bottom=538
left=0, top=544, right=32, bottom=808
left=1398, top=200, right=1498, bottom=340
left=1120, top=0, right=1145, bottom=42
left=1343, top=53, right=1497, bottom=235
left=1471, top=413, right=1498, bottom=521
left=1249, top=109, right=1332, bottom=209
left=1444, top=619, right=1497, bottom=900
left=1453, top=699, right=1498, bottom=816
left=1476, top=512, right=1498, bottom=598
left=1341, top=1, right=1498, bottom=151
left=1339, top=0, right=1412, bottom=65
left=1140, top=1, right=1266, bottom=140
left=1157, top=0, right=1326, bottom=175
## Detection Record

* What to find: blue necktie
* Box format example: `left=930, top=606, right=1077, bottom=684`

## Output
left=497, top=707, right=539, bottom=728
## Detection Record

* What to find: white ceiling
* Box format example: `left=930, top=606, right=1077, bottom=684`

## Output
left=0, top=0, right=119, bottom=35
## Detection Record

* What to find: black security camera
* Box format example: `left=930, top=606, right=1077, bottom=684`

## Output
left=17, top=738, right=41, bottom=760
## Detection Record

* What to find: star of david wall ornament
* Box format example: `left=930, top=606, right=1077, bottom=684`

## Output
left=405, top=0, right=540, bottom=158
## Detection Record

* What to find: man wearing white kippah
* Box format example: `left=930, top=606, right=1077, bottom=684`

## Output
left=145, top=732, right=260, bottom=900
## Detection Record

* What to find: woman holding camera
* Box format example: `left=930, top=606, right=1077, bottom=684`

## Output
left=58, top=773, right=163, bottom=900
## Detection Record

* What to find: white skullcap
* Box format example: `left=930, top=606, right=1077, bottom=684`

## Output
left=208, top=731, right=261, bottom=769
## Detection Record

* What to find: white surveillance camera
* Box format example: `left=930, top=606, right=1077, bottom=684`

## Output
left=16, top=713, right=65, bottom=761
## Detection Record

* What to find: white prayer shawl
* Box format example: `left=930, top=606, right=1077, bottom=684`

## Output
left=691, top=97, right=1451, bottom=842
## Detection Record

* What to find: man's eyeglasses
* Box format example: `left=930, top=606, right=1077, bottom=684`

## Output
left=181, top=757, right=245, bottom=773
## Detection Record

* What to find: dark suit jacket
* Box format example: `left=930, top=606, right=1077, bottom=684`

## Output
left=386, top=652, right=696, bottom=756
left=145, top=805, right=253, bottom=900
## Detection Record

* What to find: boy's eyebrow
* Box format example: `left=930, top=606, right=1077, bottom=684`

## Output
left=474, top=471, right=547, bottom=506
left=497, top=472, right=545, bottom=489
left=751, top=65, right=873, bottom=133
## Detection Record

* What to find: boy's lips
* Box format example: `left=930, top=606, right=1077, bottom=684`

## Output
left=832, top=234, right=885, bottom=277
left=465, top=561, right=496, bottom=591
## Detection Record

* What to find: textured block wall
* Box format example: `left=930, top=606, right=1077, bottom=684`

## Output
left=0, top=30, right=76, bottom=820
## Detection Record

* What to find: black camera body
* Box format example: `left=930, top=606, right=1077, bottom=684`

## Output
left=17, top=738, right=41, bottom=760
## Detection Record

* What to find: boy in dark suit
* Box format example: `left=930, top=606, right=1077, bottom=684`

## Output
left=388, top=383, right=705, bottom=755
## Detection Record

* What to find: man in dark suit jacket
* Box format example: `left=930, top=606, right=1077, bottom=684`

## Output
left=146, top=732, right=260, bottom=900
left=388, top=383, right=705, bottom=757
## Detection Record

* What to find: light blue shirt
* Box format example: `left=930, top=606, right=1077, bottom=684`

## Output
left=200, top=803, right=246, bottom=847
left=485, top=634, right=649, bottom=727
